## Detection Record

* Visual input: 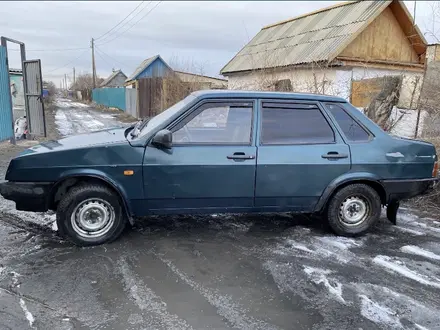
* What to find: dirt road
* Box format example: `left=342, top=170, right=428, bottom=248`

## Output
left=0, top=99, right=439, bottom=330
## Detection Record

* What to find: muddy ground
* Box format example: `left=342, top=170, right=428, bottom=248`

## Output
left=0, top=99, right=440, bottom=330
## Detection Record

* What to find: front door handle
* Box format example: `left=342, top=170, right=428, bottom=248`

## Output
left=227, top=152, right=255, bottom=160
left=322, top=152, right=348, bottom=159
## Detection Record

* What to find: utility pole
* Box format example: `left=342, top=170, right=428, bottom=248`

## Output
left=91, top=38, right=96, bottom=89
left=65, top=73, right=67, bottom=90
left=73, top=67, right=76, bottom=85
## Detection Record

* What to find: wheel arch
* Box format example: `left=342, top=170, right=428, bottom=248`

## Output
left=315, top=174, right=387, bottom=213
left=49, top=171, right=134, bottom=224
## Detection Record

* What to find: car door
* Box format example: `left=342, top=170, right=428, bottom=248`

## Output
left=255, top=100, right=351, bottom=211
left=142, top=99, right=257, bottom=213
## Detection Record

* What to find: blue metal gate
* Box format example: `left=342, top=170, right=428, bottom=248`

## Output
left=0, top=46, right=13, bottom=142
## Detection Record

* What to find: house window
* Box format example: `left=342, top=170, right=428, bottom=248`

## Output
left=274, top=79, right=292, bottom=92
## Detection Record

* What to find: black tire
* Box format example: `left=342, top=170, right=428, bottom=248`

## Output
left=326, top=184, right=381, bottom=236
left=56, top=183, right=127, bottom=246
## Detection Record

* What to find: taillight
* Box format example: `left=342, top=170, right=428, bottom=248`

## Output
left=433, top=161, right=438, bottom=177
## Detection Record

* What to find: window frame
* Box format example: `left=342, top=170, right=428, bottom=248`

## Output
left=167, top=99, right=255, bottom=146
left=258, top=100, right=337, bottom=146
left=323, top=102, right=374, bottom=143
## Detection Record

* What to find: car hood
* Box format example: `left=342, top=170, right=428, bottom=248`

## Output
left=17, top=127, right=128, bottom=157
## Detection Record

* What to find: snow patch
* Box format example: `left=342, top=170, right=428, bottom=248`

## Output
left=19, top=298, right=35, bottom=328
left=359, top=294, right=402, bottom=329
left=373, top=255, right=440, bottom=289
left=394, top=226, right=424, bottom=236
left=354, top=283, right=439, bottom=330
left=56, top=99, right=88, bottom=108
left=55, top=110, right=74, bottom=136
left=401, top=245, right=440, bottom=261
left=100, top=114, right=115, bottom=119
left=51, top=221, right=58, bottom=231
left=303, top=266, right=346, bottom=304
left=273, top=235, right=364, bottom=263
left=84, top=120, right=105, bottom=129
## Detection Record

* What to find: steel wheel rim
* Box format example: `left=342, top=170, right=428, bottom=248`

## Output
left=338, top=196, right=369, bottom=226
left=71, top=198, right=115, bottom=238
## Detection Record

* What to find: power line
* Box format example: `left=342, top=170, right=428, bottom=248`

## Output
left=95, top=46, right=127, bottom=71
left=10, top=47, right=88, bottom=52
left=95, top=1, right=145, bottom=41
left=45, top=49, right=88, bottom=73
left=93, top=1, right=152, bottom=42
left=95, top=47, right=118, bottom=70
left=96, top=1, right=162, bottom=46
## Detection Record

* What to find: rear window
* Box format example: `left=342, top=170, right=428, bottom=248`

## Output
left=261, top=103, right=335, bottom=145
left=325, top=103, right=371, bottom=142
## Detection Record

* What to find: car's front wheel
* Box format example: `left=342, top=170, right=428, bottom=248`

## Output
left=327, top=184, right=381, bottom=236
left=56, top=183, right=127, bottom=246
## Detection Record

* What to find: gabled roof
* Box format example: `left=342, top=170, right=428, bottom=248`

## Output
left=125, top=55, right=173, bottom=82
left=221, top=0, right=427, bottom=74
left=100, top=70, right=127, bottom=87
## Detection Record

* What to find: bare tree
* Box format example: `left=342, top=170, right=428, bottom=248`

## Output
left=70, top=73, right=103, bottom=91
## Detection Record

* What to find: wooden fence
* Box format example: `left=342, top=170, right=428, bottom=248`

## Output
left=138, top=77, right=206, bottom=118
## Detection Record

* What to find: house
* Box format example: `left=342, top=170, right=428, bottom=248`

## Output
left=100, top=69, right=127, bottom=88
left=125, top=54, right=228, bottom=89
left=9, top=68, right=25, bottom=119
left=123, top=55, right=228, bottom=118
left=175, top=71, right=227, bottom=89
left=124, top=55, right=174, bottom=88
left=221, top=0, right=427, bottom=109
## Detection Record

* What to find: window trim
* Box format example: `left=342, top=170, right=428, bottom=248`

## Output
left=323, top=102, right=374, bottom=143
left=258, top=101, right=337, bottom=146
left=167, top=99, right=255, bottom=146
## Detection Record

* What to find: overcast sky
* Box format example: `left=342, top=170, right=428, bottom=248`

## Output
left=1, top=1, right=437, bottom=86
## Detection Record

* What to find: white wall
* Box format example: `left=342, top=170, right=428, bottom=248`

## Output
left=227, top=66, right=424, bottom=109
left=227, top=66, right=426, bottom=138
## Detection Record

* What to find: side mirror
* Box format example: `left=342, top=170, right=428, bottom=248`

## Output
left=152, top=129, right=172, bottom=149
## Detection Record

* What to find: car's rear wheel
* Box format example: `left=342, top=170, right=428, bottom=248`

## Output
left=56, top=183, right=127, bottom=246
left=327, top=184, right=381, bottom=236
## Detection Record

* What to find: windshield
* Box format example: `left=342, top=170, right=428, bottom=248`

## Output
left=134, top=94, right=196, bottom=138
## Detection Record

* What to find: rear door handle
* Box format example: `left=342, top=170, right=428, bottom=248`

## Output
left=322, top=152, right=348, bottom=159
left=227, top=152, right=255, bottom=160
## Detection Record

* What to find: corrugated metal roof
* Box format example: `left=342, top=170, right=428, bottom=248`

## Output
left=221, top=1, right=391, bottom=74
left=100, top=70, right=127, bottom=87
left=126, top=55, right=173, bottom=82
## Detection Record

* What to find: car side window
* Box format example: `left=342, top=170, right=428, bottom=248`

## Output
left=260, top=103, right=334, bottom=145
left=172, top=102, right=253, bottom=145
left=325, top=103, right=371, bottom=142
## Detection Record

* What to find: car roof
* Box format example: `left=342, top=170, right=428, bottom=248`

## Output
left=192, top=89, right=347, bottom=103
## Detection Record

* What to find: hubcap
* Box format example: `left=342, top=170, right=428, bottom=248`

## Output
left=71, top=198, right=115, bottom=238
left=339, top=196, right=369, bottom=226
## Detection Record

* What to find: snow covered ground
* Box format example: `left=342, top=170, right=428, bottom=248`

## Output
left=0, top=98, right=439, bottom=329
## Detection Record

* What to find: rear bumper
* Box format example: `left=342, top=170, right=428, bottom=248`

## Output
left=381, top=178, right=439, bottom=202
left=0, top=181, right=53, bottom=212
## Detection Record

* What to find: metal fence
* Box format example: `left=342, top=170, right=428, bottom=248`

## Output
left=125, top=88, right=137, bottom=118
left=92, top=88, right=126, bottom=111
left=0, top=46, right=13, bottom=142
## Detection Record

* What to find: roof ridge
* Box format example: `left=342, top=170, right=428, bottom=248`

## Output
left=175, top=70, right=228, bottom=81
left=262, top=0, right=360, bottom=30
